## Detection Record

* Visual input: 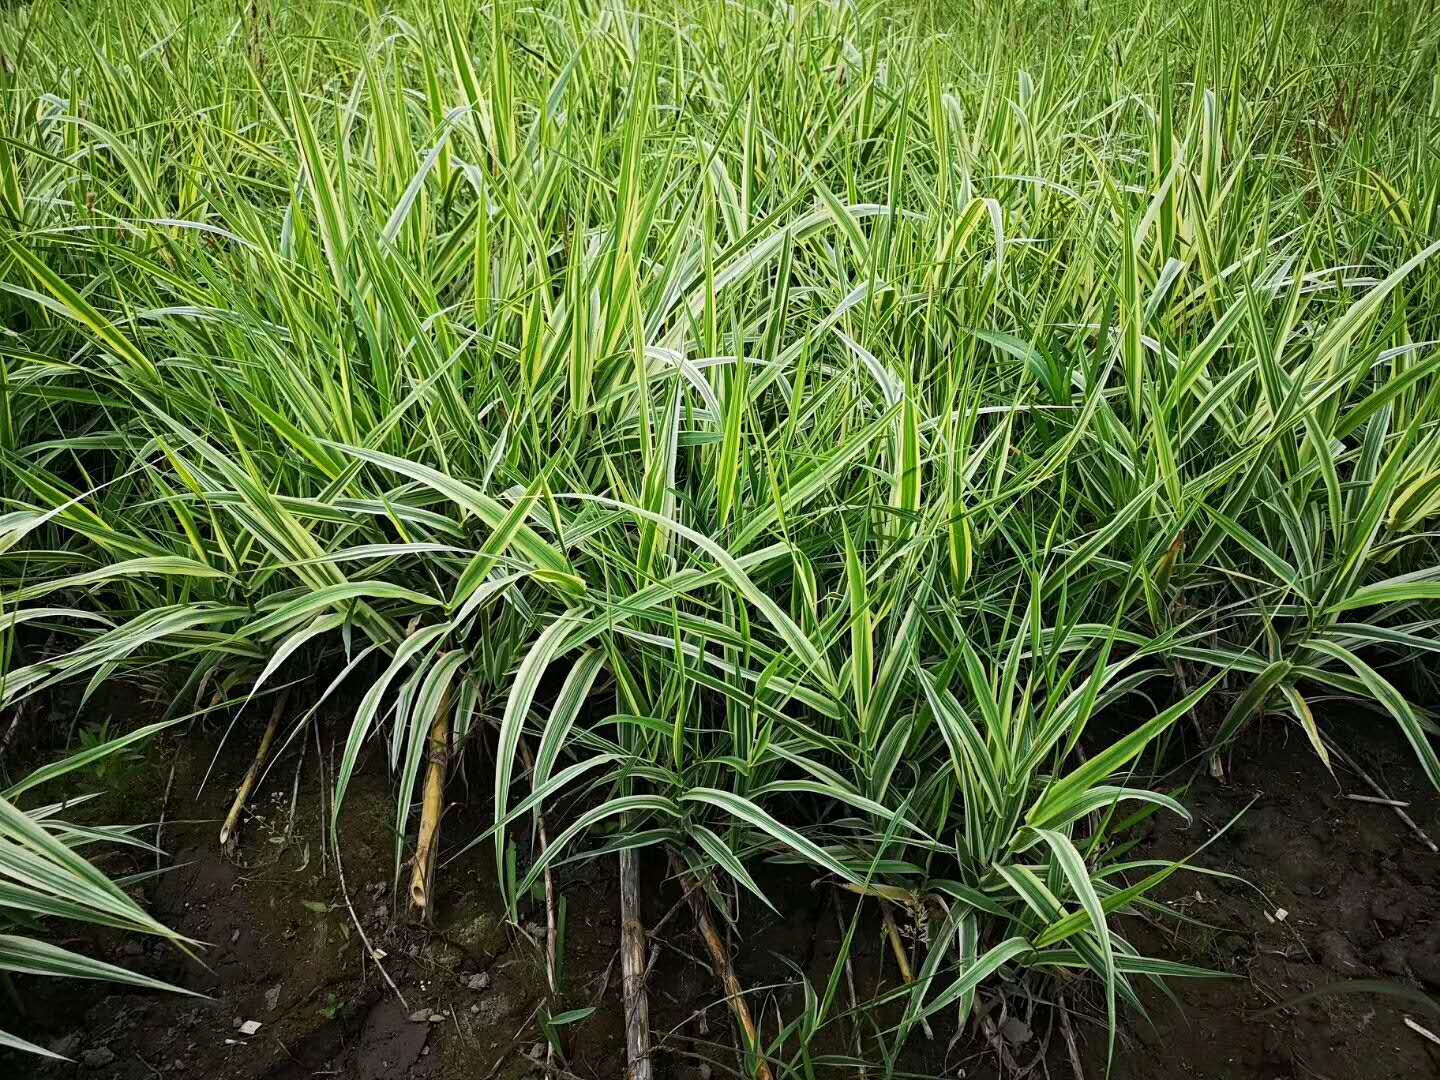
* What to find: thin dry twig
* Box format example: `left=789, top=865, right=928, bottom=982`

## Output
left=517, top=737, right=559, bottom=1073
left=1341, top=792, right=1409, bottom=808
left=975, top=994, right=1023, bottom=1075
left=517, top=738, right=558, bottom=992
left=642, top=888, right=698, bottom=980
left=154, top=740, right=182, bottom=874
left=671, top=856, right=774, bottom=1080
left=1058, top=994, right=1086, bottom=1080
left=329, top=728, right=407, bottom=1012
left=832, top=889, right=867, bottom=1079
left=220, top=686, right=291, bottom=854
left=1330, top=741, right=1437, bottom=853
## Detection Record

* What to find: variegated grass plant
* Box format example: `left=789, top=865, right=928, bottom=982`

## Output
left=2, top=0, right=1439, bottom=1069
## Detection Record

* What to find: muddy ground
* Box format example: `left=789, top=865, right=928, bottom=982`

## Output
left=2, top=689, right=1438, bottom=1080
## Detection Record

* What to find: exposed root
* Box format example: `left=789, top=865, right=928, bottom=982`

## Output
left=219, top=686, right=291, bottom=855
left=408, top=690, right=452, bottom=921
left=620, top=848, right=653, bottom=1080
left=672, top=857, right=774, bottom=1080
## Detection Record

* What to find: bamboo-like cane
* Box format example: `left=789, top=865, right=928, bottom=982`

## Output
left=620, top=847, right=653, bottom=1080
left=408, top=689, right=452, bottom=921
left=880, top=902, right=913, bottom=982
left=672, top=858, right=774, bottom=1080
left=219, top=686, right=291, bottom=854
left=881, top=902, right=933, bottom=1039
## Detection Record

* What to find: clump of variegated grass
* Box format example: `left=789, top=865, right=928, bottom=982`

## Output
left=2, top=0, right=1440, bottom=1069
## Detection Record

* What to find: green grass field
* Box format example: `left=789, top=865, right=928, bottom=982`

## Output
left=2, top=0, right=1439, bottom=1071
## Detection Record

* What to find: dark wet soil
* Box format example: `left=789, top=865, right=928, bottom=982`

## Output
left=1095, top=719, right=1440, bottom=1080
left=2, top=689, right=1438, bottom=1080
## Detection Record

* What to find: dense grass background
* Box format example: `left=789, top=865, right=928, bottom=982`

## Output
left=3, top=0, right=1440, bottom=1069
